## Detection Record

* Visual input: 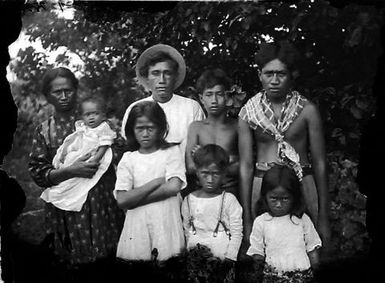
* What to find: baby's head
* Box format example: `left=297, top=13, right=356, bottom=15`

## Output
left=193, top=144, right=229, bottom=195
left=258, top=164, right=305, bottom=218
left=79, top=95, right=107, bottom=128
left=196, top=69, right=232, bottom=117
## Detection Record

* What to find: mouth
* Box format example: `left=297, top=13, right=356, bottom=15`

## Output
left=269, top=88, right=280, bottom=92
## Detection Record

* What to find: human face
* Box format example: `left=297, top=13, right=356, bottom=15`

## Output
left=199, top=85, right=226, bottom=116
left=47, top=77, right=77, bottom=113
left=196, top=163, right=225, bottom=196
left=81, top=101, right=105, bottom=128
left=259, top=59, right=292, bottom=101
left=146, top=61, right=177, bottom=103
left=266, top=186, right=293, bottom=217
left=134, top=116, right=160, bottom=153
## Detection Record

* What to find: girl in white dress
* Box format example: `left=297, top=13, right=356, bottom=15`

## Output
left=40, top=95, right=116, bottom=211
left=181, top=144, right=243, bottom=262
left=247, top=164, right=322, bottom=283
left=114, top=101, right=186, bottom=261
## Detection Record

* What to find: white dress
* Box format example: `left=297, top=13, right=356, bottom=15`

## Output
left=121, top=94, right=205, bottom=155
left=247, top=212, right=322, bottom=273
left=181, top=192, right=243, bottom=261
left=40, top=120, right=116, bottom=211
left=114, top=145, right=187, bottom=261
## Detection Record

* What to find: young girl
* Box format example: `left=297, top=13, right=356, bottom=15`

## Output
left=181, top=144, right=243, bottom=262
left=114, top=101, right=186, bottom=261
left=247, top=164, right=322, bottom=283
left=40, top=95, right=116, bottom=212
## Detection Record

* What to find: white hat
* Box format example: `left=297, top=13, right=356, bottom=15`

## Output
left=135, top=44, right=186, bottom=91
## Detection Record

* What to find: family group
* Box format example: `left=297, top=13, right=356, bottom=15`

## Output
left=28, top=41, right=330, bottom=282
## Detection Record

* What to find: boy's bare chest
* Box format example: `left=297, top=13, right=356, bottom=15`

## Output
left=198, top=124, right=238, bottom=151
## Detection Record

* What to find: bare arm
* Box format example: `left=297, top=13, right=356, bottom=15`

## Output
left=185, top=122, right=200, bottom=175
left=115, top=177, right=165, bottom=210
left=308, top=248, right=320, bottom=270
left=87, top=145, right=109, bottom=163
left=48, top=154, right=100, bottom=184
left=306, top=104, right=331, bottom=246
left=137, top=177, right=183, bottom=206
left=238, top=118, right=255, bottom=240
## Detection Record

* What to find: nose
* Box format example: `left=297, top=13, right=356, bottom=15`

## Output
left=275, top=200, right=282, bottom=208
left=206, top=174, right=213, bottom=183
left=271, top=73, right=279, bottom=84
left=159, top=72, right=166, bottom=84
left=142, top=128, right=150, bottom=137
left=212, top=94, right=218, bottom=104
left=59, top=91, right=67, bottom=100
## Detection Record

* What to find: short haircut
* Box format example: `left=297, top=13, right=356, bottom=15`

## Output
left=138, top=51, right=179, bottom=78
left=196, top=68, right=233, bottom=94
left=41, top=67, right=78, bottom=97
left=79, top=95, right=107, bottom=114
left=255, top=41, right=300, bottom=73
left=193, top=144, right=229, bottom=171
left=256, top=164, right=306, bottom=218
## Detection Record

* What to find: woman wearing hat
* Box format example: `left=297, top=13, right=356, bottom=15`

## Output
left=121, top=44, right=205, bottom=156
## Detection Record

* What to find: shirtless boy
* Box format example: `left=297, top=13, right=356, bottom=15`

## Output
left=186, top=69, right=239, bottom=197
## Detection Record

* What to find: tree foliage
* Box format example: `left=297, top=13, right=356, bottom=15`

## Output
left=6, top=0, right=384, bottom=258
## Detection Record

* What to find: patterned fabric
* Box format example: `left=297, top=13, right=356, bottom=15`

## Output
left=29, top=113, right=124, bottom=265
left=239, top=90, right=307, bottom=179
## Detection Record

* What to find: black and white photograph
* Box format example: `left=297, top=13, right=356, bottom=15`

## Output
left=1, top=0, right=384, bottom=282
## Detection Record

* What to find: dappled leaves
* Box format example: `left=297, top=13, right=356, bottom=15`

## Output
left=6, top=0, right=383, bottom=258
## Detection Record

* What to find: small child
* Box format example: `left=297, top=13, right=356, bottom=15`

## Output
left=181, top=144, right=243, bottom=263
left=186, top=69, right=239, bottom=197
left=114, top=101, right=186, bottom=261
left=40, top=95, right=116, bottom=211
left=247, top=164, right=322, bottom=282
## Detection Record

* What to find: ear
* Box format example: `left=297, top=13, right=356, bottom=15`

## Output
left=258, top=69, right=262, bottom=81
left=199, top=93, right=204, bottom=103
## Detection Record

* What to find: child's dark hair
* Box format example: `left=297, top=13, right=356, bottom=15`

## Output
left=124, top=101, right=170, bottom=151
left=256, top=164, right=305, bottom=219
left=79, top=95, right=107, bottom=115
left=193, top=144, right=229, bottom=171
left=196, top=68, right=232, bottom=94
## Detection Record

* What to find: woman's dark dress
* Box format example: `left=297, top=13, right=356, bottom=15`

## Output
left=29, top=114, right=124, bottom=265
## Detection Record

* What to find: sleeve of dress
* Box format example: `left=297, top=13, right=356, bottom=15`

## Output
left=224, top=193, right=243, bottom=261
left=246, top=216, right=265, bottom=257
left=181, top=197, right=191, bottom=240
left=302, top=213, right=322, bottom=252
left=165, top=145, right=187, bottom=190
left=113, top=152, right=134, bottom=199
left=98, top=122, right=117, bottom=146
left=28, top=123, right=56, bottom=188
left=193, top=100, right=206, bottom=121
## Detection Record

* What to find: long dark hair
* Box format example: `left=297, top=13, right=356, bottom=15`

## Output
left=256, top=164, right=306, bottom=219
left=124, top=101, right=172, bottom=151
